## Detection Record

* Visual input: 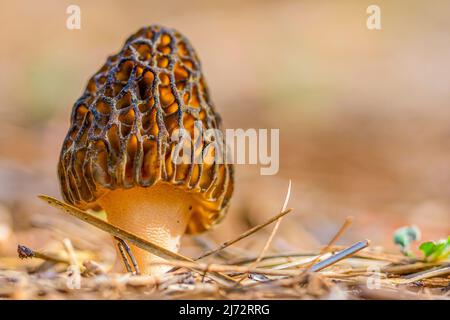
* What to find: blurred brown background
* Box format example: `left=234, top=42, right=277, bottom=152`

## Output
left=0, top=0, right=449, bottom=262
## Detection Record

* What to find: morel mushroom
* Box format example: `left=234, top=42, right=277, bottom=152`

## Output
left=58, top=25, right=234, bottom=275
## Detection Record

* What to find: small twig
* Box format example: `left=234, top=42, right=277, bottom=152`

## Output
left=63, top=239, right=78, bottom=266
left=192, top=237, right=237, bottom=260
left=17, top=244, right=70, bottom=265
left=253, top=180, right=292, bottom=266
left=63, top=238, right=81, bottom=289
left=382, top=261, right=448, bottom=275
left=235, top=180, right=292, bottom=284
left=394, top=264, right=450, bottom=284
left=227, top=247, right=396, bottom=266
left=116, top=237, right=140, bottom=275
left=150, top=260, right=303, bottom=277
left=324, top=216, right=353, bottom=252
left=308, top=240, right=370, bottom=272
left=194, top=208, right=293, bottom=261
left=38, top=194, right=237, bottom=287
left=116, top=240, right=133, bottom=273
left=336, top=248, right=405, bottom=263
left=228, top=252, right=322, bottom=266
left=39, top=195, right=187, bottom=261
left=242, top=240, right=371, bottom=290
left=303, top=216, right=353, bottom=271
left=271, top=254, right=333, bottom=270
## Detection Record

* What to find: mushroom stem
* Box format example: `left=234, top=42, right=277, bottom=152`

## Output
left=97, top=183, right=193, bottom=275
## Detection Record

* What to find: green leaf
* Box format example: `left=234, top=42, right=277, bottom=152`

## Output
left=419, top=241, right=435, bottom=257
left=419, top=236, right=450, bottom=261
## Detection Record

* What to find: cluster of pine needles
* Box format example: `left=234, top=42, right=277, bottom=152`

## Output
left=0, top=183, right=448, bottom=300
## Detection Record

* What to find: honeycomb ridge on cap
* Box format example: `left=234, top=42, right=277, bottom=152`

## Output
left=58, top=25, right=234, bottom=234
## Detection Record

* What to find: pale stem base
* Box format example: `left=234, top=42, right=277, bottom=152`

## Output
left=98, top=184, right=193, bottom=275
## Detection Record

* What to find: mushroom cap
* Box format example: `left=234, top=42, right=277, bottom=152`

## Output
left=58, top=25, right=234, bottom=234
